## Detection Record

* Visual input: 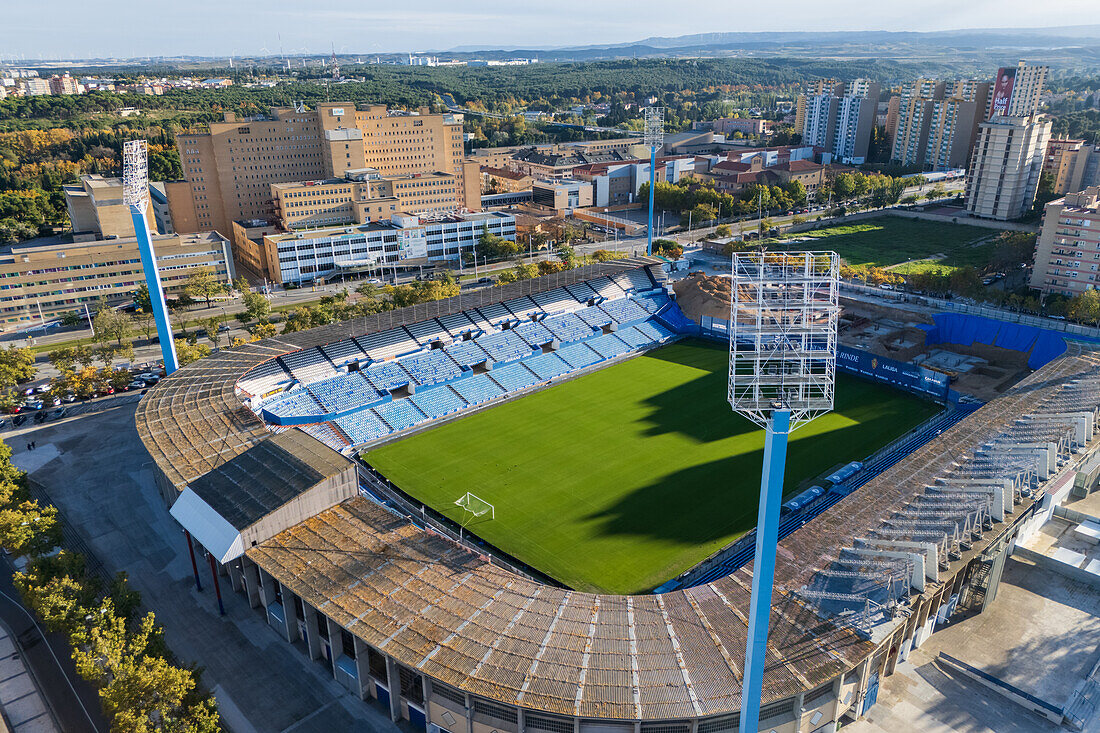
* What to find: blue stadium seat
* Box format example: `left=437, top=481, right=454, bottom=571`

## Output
left=556, top=343, right=602, bottom=369
left=543, top=313, right=595, bottom=344
left=615, top=326, right=650, bottom=348
left=489, top=363, right=539, bottom=392
left=374, top=399, right=428, bottom=432
left=512, top=320, right=554, bottom=347
left=478, top=330, right=533, bottom=363
left=599, top=297, right=650, bottom=325
left=335, top=409, right=391, bottom=445
left=265, top=389, right=324, bottom=418
left=445, top=339, right=489, bottom=368
left=452, top=375, right=505, bottom=405
left=587, top=333, right=631, bottom=359
left=577, top=305, right=613, bottom=328
left=401, top=350, right=464, bottom=387
left=411, top=387, right=467, bottom=419
left=308, top=372, right=383, bottom=413
left=365, top=360, right=411, bottom=392
left=526, top=353, right=571, bottom=381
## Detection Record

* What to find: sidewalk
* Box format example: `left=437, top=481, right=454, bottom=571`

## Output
left=0, top=620, right=60, bottom=733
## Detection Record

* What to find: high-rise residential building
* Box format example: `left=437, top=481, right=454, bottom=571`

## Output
left=1043, top=138, right=1100, bottom=195
left=891, top=79, right=945, bottom=166
left=891, top=78, right=989, bottom=170
left=799, top=80, right=879, bottom=163
left=47, top=73, right=80, bottom=95
left=20, top=77, right=50, bottom=96
left=882, top=96, right=901, bottom=147
left=988, top=62, right=1048, bottom=119
left=1031, top=186, right=1100, bottom=296
left=964, top=113, right=1051, bottom=220
left=170, top=103, right=478, bottom=241
left=924, top=80, right=990, bottom=170
left=794, top=80, right=838, bottom=145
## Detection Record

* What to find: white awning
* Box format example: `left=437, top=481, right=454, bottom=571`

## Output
left=170, top=487, right=245, bottom=564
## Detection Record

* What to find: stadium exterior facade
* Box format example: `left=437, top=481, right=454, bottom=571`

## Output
left=137, top=259, right=1100, bottom=732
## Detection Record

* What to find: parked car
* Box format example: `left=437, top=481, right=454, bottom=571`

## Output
left=61, top=393, right=77, bottom=404
left=24, top=399, right=44, bottom=411
left=12, top=414, right=27, bottom=427
left=48, top=407, right=66, bottom=420
left=138, top=373, right=160, bottom=384
left=127, top=379, right=146, bottom=391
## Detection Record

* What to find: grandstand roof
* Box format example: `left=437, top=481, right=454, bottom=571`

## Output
left=135, top=258, right=1100, bottom=720
left=185, top=430, right=352, bottom=531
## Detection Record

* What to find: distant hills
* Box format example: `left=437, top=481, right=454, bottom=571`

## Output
left=441, top=26, right=1100, bottom=68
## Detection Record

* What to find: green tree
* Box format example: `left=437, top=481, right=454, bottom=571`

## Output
left=237, top=291, right=270, bottom=325
left=93, top=304, right=132, bottom=347
left=201, top=316, right=224, bottom=349
left=132, top=284, right=152, bottom=313
left=173, top=339, right=211, bottom=367
left=0, top=345, right=35, bottom=391
left=183, top=268, right=226, bottom=308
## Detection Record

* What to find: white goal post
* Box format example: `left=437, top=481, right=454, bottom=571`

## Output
left=454, top=492, right=495, bottom=521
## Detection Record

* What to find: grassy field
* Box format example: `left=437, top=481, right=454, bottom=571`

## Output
left=787, top=217, right=994, bottom=271
left=366, top=340, right=940, bottom=594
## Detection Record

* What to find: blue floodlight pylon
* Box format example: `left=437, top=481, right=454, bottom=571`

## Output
left=738, top=408, right=790, bottom=733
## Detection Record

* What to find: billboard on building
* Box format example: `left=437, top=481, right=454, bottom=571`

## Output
left=990, top=68, right=1017, bottom=117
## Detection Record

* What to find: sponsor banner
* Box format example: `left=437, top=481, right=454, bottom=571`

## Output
left=837, top=345, right=949, bottom=398
left=990, top=67, right=1017, bottom=117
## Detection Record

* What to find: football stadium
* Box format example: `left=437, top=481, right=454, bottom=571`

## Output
left=136, top=257, right=1100, bottom=733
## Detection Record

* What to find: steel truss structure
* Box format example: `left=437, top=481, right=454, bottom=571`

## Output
left=728, top=251, right=840, bottom=432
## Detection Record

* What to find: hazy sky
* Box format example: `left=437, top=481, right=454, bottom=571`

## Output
left=5, top=0, right=1099, bottom=60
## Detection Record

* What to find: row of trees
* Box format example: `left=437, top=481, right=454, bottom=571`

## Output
left=279, top=275, right=463, bottom=334
left=0, top=439, right=221, bottom=730
left=639, top=169, right=912, bottom=227
left=495, top=247, right=624, bottom=284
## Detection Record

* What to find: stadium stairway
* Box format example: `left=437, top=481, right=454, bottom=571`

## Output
left=675, top=402, right=981, bottom=590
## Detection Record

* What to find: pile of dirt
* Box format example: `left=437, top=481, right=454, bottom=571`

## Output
left=672, top=274, right=731, bottom=321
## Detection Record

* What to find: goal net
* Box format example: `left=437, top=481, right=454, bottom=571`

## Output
left=454, top=492, right=495, bottom=523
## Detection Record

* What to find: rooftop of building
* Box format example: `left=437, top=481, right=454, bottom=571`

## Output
left=263, top=210, right=514, bottom=241
left=0, top=229, right=225, bottom=257
left=479, top=166, right=531, bottom=181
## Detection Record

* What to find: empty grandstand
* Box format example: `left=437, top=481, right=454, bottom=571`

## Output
left=135, top=257, right=1100, bottom=733
left=244, top=270, right=679, bottom=450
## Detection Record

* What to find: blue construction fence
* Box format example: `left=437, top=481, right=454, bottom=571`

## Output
left=918, top=313, right=1089, bottom=370
left=697, top=315, right=950, bottom=402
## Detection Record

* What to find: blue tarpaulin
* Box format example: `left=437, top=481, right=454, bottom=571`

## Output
left=922, top=313, right=1071, bottom=370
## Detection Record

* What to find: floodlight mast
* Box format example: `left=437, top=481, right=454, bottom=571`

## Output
left=728, top=251, right=839, bottom=733
left=643, top=107, right=664, bottom=257
left=123, top=140, right=179, bottom=374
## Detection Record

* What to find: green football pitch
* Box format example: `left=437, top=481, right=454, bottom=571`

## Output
left=366, top=339, right=941, bottom=594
